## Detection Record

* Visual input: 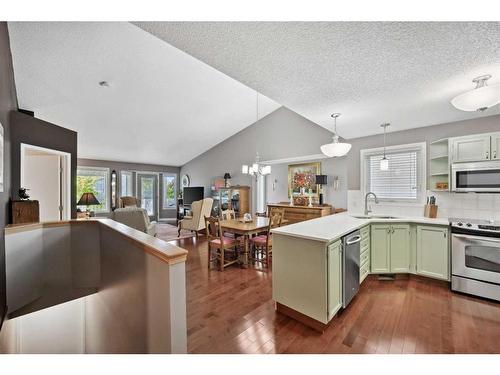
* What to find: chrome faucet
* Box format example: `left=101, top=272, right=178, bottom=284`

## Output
left=364, top=192, right=379, bottom=216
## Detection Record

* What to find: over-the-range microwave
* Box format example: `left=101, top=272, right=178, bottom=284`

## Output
left=451, top=161, right=500, bottom=192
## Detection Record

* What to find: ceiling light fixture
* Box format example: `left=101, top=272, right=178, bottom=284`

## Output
left=451, top=75, right=500, bottom=112
left=380, top=123, right=390, bottom=171
left=320, top=113, right=351, bottom=157
left=242, top=92, right=271, bottom=177
left=98, top=81, right=109, bottom=87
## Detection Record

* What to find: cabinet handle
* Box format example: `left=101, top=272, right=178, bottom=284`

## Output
left=444, top=231, right=447, bottom=238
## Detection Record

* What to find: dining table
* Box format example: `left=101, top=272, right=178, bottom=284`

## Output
left=219, top=216, right=271, bottom=268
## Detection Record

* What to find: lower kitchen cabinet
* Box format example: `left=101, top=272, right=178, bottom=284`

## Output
left=390, top=224, right=410, bottom=273
left=371, top=224, right=410, bottom=273
left=371, top=224, right=391, bottom=273
left=327, top=240, right=342, bottom=320
left=416, top=225, right=449, bottom=280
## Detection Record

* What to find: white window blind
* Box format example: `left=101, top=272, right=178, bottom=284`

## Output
left=364, top=145, right=424, bottom=202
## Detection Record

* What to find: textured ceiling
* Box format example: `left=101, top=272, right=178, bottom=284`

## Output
left=135, top=22, right=500, bottom=139
left=8, top=22, right=281, bottom=166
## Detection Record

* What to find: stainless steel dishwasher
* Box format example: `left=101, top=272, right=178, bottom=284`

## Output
left=342, top=229, right=361, bottom=308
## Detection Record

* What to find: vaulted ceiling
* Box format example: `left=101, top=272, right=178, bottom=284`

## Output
left=8, top=22, right=281, bottom=166
left=135, top=22, right=500, bottom=139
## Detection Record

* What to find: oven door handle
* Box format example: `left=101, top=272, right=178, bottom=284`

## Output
left=452, top=233, right=500, bottom=244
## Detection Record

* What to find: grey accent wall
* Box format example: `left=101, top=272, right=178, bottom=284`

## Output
left=78, top=158, right=180, bottom=220
left=10, top=111, right=78, bottom=219
left=0, top=22, right=17, bottom=329
left=180, top=106, right=348, bottom=206
left=345, top=114, right=500, bottom=190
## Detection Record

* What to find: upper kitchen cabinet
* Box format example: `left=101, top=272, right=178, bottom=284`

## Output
left=450, top=134, right=491, bottom=163
left=491, top=133, right=500, bottom=160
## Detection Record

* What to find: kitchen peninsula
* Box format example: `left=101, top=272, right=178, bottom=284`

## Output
left=271, top=212, right=450, bottom=332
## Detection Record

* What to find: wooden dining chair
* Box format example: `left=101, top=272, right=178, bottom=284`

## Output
left=204, top=215, right=239, bottom=271
left=221, top=209, right=236, bottom=221
left=249, top=210, right=283, bottom=268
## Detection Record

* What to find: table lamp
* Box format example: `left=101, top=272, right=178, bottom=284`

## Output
left=315, top=175, right=328, bottom=205
left=77, top=192, right=100, bottom=218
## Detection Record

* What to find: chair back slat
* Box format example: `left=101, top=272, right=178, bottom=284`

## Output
left=204, top=216, right=220, bottom=241
left=221, top=209, right=236, bottom=221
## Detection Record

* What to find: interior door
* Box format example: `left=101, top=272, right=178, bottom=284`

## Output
left=137, top=173, right=158, bottom=220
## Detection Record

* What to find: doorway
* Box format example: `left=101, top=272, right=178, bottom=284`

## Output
left=137, top=173, right=159, bottom=221
left=20, top=144, right=71, bottom=221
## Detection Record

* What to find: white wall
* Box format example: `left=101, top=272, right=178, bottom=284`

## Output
left=23, top=154, right=60, bottom=221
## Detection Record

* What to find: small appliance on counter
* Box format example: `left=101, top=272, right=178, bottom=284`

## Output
left=451, top=218, right=500, bottom=301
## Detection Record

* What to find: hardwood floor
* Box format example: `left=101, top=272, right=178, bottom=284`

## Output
left=168, top=236, right=500, bottom=354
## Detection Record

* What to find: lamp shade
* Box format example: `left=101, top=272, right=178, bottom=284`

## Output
left=315, top=175, right=328, bottom=185
left=77, top=192, right=100, bottom=206
left=223, top=173, right=231, bottom=179
left=320, top=138, right=352, bottom=157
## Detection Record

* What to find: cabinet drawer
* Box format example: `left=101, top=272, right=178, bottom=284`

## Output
left=360, top=262, right=370, bottom=283
left=360, top=225, right=370, bottom=240
left=360, top=250, right=370, bottom=266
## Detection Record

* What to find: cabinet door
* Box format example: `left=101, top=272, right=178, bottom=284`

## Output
left=328, top=240, right=342, bottom=320
left=390, top=224, right=410, bottom=273
left=371, top=224, right=391, bottom=273
left=491, top=133, right=500, bottom=160
left=451, top=135, right=491, bottom=162
left=416, top=226, right=449, bottom=280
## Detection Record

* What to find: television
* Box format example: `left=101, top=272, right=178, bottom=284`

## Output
left=183, top=187, right=204, bottom=205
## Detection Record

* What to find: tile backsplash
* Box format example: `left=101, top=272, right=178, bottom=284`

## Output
left=347, top=190, right=500, bottom=221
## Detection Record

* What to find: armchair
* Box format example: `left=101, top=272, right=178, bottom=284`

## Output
left=112, top=207, right=157, bottom=237
left=178, top=198, right=213, bottom=238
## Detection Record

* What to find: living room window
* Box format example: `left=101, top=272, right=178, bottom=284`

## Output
left=120, top=170, right=133, bottom=197
left=163, top=173, right=177, bottom=209
left=77, top=166, right=110, bottom=212
left=361, top=142, right=426, bottom=203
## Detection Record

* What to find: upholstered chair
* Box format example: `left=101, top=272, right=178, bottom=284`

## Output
left=112, top=207, right=157, bottom=236
left=178, top=198, right=214, bottom=237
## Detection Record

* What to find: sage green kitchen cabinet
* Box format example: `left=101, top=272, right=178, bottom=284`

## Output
left=327, top=240, right=342, bottom=320
left=416, top=225, right=449, bottom=281
left=492, top=133, right=500, bottom=160
left=371, top=224, right=391, bottom=273
left=450, top=134, right=491, bottom=162
left=371, top=224, right=410, bottom=273
left=390, top=224, right=411, bottom=273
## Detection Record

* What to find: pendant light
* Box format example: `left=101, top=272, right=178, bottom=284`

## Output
left=241, top=92, right=271, bottom=176
left=320, top=113, right=352, bottom=157
left=380, top=123, right=390, bottom=171
left=451, top=75, right=500, bottom=112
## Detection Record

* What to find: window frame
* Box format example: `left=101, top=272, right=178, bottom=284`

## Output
left=360, top=142, right=427, bottom=204
left=162, top=173, right=177, bottom=210
left=76, top=166, right=110, bottom=213
left=120, top=170, right=134, bottom=197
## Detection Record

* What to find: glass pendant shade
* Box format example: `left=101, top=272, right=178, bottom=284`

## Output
left=261, top=165, right=272, bottom=175
left=320, top=136, right=352, bottom=157
left=451, top=75, right=500, bottom=112
left=252, top=163, right=259, bottom=171
left=320, top=113, right=351, bottom=157
left=380, top=157, right=389, bottom=171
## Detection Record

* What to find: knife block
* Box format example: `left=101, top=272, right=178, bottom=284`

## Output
left=424, top=204, right=438, bottom=218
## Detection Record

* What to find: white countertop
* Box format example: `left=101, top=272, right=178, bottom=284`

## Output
left=271, top=212, right=449, bottom=243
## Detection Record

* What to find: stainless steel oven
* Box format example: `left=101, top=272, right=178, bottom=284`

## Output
left=451, top=161, right=500, bottom=192
left=451, top=219, right=500, bottom=301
